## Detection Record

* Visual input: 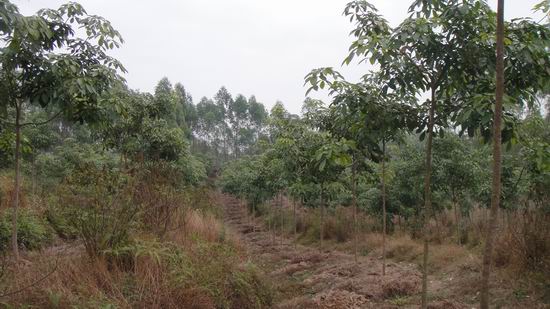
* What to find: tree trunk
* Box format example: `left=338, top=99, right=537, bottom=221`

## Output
left=31, top=154, right=37, bottom=197
left=454, top=199, right=461, bottom=245
left=481, top=1, right=505, bottom=307
left=320, top=183, right=324, bottom=251
left=352, top=155, right=358, bottom=264
left=293, top=196, right=297, bottom=249
left=382, top=139, right=387, bottom=276
left=252, top=203, right=256, bottom=233
left=11, top=102, right=22, bottom=259
left=280, top=192, right=284, bottom=246
left=271, top=197, right=275, bottom=244
left=421, top=86, right=437, bottom=309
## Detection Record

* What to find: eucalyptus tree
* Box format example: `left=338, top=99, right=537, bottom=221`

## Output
left=0, top=1, right=125, bottom=258
left=196, top=97, right=224, bottom=155
left=229, top=94, right=249, bottom=157
left=214, top=87, right=234, bottom=158
left=174, top=82, right=197, bottom=139
left=247, top=95, right=268, bottom=146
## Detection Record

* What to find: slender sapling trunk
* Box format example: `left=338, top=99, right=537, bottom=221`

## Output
left=11, top=101, right=22, bottom=259
left=421, top=85, right=437, bottom=309
left=481, top=0, right=505, bottom=307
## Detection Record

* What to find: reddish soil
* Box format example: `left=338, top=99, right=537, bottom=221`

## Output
left=222, top=195, right=468, bottom=309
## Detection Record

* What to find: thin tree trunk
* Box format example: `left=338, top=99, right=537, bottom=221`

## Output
left=252, top=203, right=256, bottom=233
left=421, top=86, right=437, bottom=309
left=11, top=102, right=22, bottom=259
left=382, top=139, right=387, bottom=276
left=271, top=197, right=275, bottom=244
left=454, top=199, right=461, bottom=245
left=31, top=155, right=36, bottom=197
left=481, top=1, right=505, bottom=307
left=280, top=192, right=284, bottom=246
left=293, top=197, right=297, bottom=249
left=352, top=155, right=358, bottom=264
left=320, top=183, right=324, bottom=251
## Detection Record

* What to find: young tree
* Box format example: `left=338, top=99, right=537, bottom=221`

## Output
left=0, top=1, right=125, bottom=258
left=311, top=134, right=351, bottom=250
left=480, top=1, right=504, bottom=307
left=338, top=1, right=549, bottom=306
left=305, top=70, right=417, bottom=270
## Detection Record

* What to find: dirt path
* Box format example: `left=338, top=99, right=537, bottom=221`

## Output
left=222, top=195, right=462, bottom=309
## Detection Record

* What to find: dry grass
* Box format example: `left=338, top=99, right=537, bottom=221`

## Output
left=1, top=189, right=271, bottom=309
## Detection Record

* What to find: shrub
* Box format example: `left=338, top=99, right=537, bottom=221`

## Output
left=56, top=164, right=140, bottom=258
left=0, top=209, right=53, bottom=251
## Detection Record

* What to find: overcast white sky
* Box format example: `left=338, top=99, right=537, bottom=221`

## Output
left=15, top=0, right=544, bottom=114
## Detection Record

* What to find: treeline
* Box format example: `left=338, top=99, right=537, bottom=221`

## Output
left=220, top=0, right=550, bottom=307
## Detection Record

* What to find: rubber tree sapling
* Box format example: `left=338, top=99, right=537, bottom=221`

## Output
left=0, top=1, right=125, bottom=258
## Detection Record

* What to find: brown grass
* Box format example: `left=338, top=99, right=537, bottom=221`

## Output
left=1, top=190, right=271, bottom=309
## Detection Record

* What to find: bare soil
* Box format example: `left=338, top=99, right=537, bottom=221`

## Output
left=222, top=195, right=471, bottom=309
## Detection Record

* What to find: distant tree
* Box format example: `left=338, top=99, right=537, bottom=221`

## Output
left=230, top=94, right=249, bottom=157
left=174, top=82, right=197, bottom=137
left=248, top=95, right=268, bottom=144
left=214, top=87, right=234, bottom=158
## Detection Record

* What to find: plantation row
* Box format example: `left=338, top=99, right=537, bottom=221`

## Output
left=0, top=0, right=548, bottom=307
left=221, top=0, right=550, bottom=308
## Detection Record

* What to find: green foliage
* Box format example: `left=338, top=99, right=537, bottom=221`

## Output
left=0, top=209, right=53, bottom=251
left=56, top=164, right=139, bottom=257
left=0, top=0, right=126, bottom=121
left=45, top=202, right=79, bottom=240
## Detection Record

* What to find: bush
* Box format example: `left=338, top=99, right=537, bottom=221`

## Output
left=56, top=164, right=140, bottom=258
left=0, top=209, right=53, bottom=251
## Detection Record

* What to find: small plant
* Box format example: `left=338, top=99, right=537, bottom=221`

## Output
left=389, top=296, right=410, bottom=306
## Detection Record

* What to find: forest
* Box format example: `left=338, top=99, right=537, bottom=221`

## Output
left=0, top=0, right=549, bottom=308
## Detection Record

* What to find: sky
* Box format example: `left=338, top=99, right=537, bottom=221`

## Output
left=15, top=0, right=545, bottom=114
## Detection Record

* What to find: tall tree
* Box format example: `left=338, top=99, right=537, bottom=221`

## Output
left=480, top=0, right=504, bottom=307
left=230, top=94, right=249, bottom=157
left=214, top=86, right=234, bottom=158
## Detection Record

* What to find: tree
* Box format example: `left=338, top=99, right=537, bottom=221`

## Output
left=310, top=134, right=351, bottom=250
left=340, top=1, right=550, bottom=306
left=0, top=1, right=125, bottom=258
left=305, top=70, right=417, bottom=270
left=432, top=136, right=477, bottom=244
left=214, top=86, right=233, bottom=159
left=248, top=95, right=268, bottom=145
left=174, top=82, right=197, bottom=138
left=480, top=0, right=504, bottom=307
left=229, top=94, right=249, bottom=157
